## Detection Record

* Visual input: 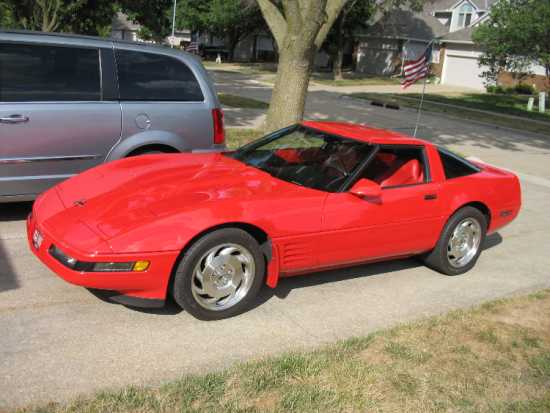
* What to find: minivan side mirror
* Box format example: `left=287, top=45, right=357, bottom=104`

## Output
left=349, top=178, right=382, bottom=199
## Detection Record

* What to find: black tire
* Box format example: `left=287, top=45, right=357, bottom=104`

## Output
left=423, top=206, right=487, bottom=276
left=172, top=228, right=265, bottom=320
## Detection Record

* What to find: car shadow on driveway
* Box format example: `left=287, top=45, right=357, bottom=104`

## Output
left=0, top=240, right=19, bottom=292
left=0, top=201, right=33, bottom=221
left=82, top=232, right=502, bottom=316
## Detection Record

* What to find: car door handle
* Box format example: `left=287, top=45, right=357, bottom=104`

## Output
left=424, top=193, right=438, bottom=200
left=0, top=115, right=30, bottom=124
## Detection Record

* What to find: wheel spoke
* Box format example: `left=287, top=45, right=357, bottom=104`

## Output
left=192, top=283, right=205, bottom=295
left=204, top=251, right=216, bottom=267
left=194, top=268, right=204, bottom=283
left=219, top=246, right=238, bottom=256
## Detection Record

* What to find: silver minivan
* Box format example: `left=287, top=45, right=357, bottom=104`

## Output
left=0, top=30, right=225, bottom=202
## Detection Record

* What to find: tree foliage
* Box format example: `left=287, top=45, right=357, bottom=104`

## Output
left=0, top=0, right=116, bottom=35
left=472, top=0, right=550, bottom=86
left=119, top=0, right=173, bottom=42
left=176, top=0, right=265, bottom=59
left=322, top=0, right=375, bottom=79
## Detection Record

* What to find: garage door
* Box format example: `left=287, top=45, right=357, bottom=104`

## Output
left=442, top=53, right=485, bottom=90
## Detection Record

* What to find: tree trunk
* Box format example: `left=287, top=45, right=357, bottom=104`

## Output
left=228, top=43, right=237, bottom=62
left=251, top=34, right=258, bottom=62
left=226, top=33, right=240, bottom=62
left=333, top=16, right=345, bottom=80
left=265, top=42, right=315, bottom=131
left=334, top=47, right=344, bottom=80
left=257, top=0, right=347, bottom=131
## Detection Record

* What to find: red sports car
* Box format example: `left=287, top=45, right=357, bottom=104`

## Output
left=27, top=121, right=521, bottom=320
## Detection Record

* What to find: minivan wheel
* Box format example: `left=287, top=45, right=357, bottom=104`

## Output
left=172, top=228, right=265, bottom=320
left=423, top=206, right=487, bottom=276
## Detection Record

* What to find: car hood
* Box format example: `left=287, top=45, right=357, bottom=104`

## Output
left=50, top=153, right=304, bottom=245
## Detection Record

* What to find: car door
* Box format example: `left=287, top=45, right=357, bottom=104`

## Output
left=114, top=47, right=213, bottom=152
left=0, top=40, right=121, bottom=197
left=318, top=145, right=444, bottom=267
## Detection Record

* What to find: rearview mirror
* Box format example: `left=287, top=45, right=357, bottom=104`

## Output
left=349, top=178, right=382, bottom=199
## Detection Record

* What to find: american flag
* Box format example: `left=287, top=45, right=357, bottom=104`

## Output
left=401, top=44, right=432, bottom=89
left=186, top=42, right=199, bottom=53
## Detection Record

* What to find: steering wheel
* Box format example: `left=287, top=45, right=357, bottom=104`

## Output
left=322, top=155, right=350, bottom=178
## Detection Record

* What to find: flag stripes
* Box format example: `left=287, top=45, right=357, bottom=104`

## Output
left=186, top=42, right=199, bottom=52
left=401, top=44, right=432, bottom=89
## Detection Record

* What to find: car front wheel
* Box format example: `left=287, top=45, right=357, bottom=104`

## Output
left=172, top=228, right=265, bottom=320
left=423, top=206, right=487, bottom=276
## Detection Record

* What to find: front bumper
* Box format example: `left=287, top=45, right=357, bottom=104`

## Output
left=27, top=213, right=179, bottom=304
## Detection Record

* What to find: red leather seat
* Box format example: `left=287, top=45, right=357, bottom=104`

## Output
left=376, top=159, right=424, bottom=187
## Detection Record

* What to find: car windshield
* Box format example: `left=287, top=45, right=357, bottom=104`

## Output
left=227, top=125, right=373, bottom=192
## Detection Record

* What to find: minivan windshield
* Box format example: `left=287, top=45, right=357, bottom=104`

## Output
left=227, top=125, right=373, bottom=192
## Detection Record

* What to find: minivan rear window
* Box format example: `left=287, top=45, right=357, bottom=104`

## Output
left=0, top=43, right=101, bottom=102
left=115, top=49, right=204, bottom=102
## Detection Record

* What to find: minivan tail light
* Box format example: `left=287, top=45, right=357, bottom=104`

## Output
left=212, top=108, right=225, bottom=145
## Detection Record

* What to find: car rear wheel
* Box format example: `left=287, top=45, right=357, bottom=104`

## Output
left=172, top=228, right=265, bottom=320
left=423, top=206, right=487, bottom=275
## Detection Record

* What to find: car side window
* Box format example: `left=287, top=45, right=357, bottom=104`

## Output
left=438, top=148, right=480, bottom=179
left=115, top=49, right=204, bottom=102
left=0, top=42, right=101, bottom=102
left=361, top=146, right=427, bottom=188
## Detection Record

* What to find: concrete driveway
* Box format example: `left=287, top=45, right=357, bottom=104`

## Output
left=1, top=71, right=550, bottom=409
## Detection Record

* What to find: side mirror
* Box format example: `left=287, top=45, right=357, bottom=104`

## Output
left=349, top=178, right=382, bottom=199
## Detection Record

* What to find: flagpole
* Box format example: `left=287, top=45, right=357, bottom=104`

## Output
left=413, top=39, right=435, bottom=137
left=413, top=74, right=428, bottom=137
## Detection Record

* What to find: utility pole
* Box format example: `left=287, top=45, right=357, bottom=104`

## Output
left=170, top=0, right=177, bottom=48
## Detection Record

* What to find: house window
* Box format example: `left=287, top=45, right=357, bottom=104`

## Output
left=457, top=3, right=474, bottom=28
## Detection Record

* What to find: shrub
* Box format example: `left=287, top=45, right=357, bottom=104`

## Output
left=514, top=83, right=535, bottom=95
left=486, top=85, right=506, bottom=94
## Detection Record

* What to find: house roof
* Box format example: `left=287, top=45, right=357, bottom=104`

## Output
left=359, top=0, right=496, bottom=43
left=425, top=0, right=496, bottom=12
left=360, top=9, right=448, bottom=41
left=439, top=25, right=475, bottom=43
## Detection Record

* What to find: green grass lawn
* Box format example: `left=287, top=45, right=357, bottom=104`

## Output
left=16, top=290, right=550, bottom=413
left=204, top=62, right=277, bottom=75
left=312, top=73, right=401, bottom=87
left=407, top=93, right=550, bottom=121
left=352, top=92, right=550, bottom=136
left=218, top=94, right=269, bottom=110
left=225, top=128, right=263, bottom=149
left=206, top=63, right=401, bottom=87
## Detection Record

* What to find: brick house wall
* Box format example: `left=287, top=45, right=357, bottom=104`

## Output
left=498, top=72, right=549, bottom=91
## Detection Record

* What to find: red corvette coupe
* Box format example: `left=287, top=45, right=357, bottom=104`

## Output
left=28, top=121, right=521, bottom=320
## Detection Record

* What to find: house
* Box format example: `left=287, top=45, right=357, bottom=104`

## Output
left=438, top=13, right=490, bottom=89
left=110, top=12, right=141, bottom=42
left=355, top=0, right=497, bottom=90
left=110, top=12, right=190, bottom=46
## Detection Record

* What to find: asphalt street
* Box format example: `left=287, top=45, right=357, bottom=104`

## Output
left=1, top=71, right=549, bottom=409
